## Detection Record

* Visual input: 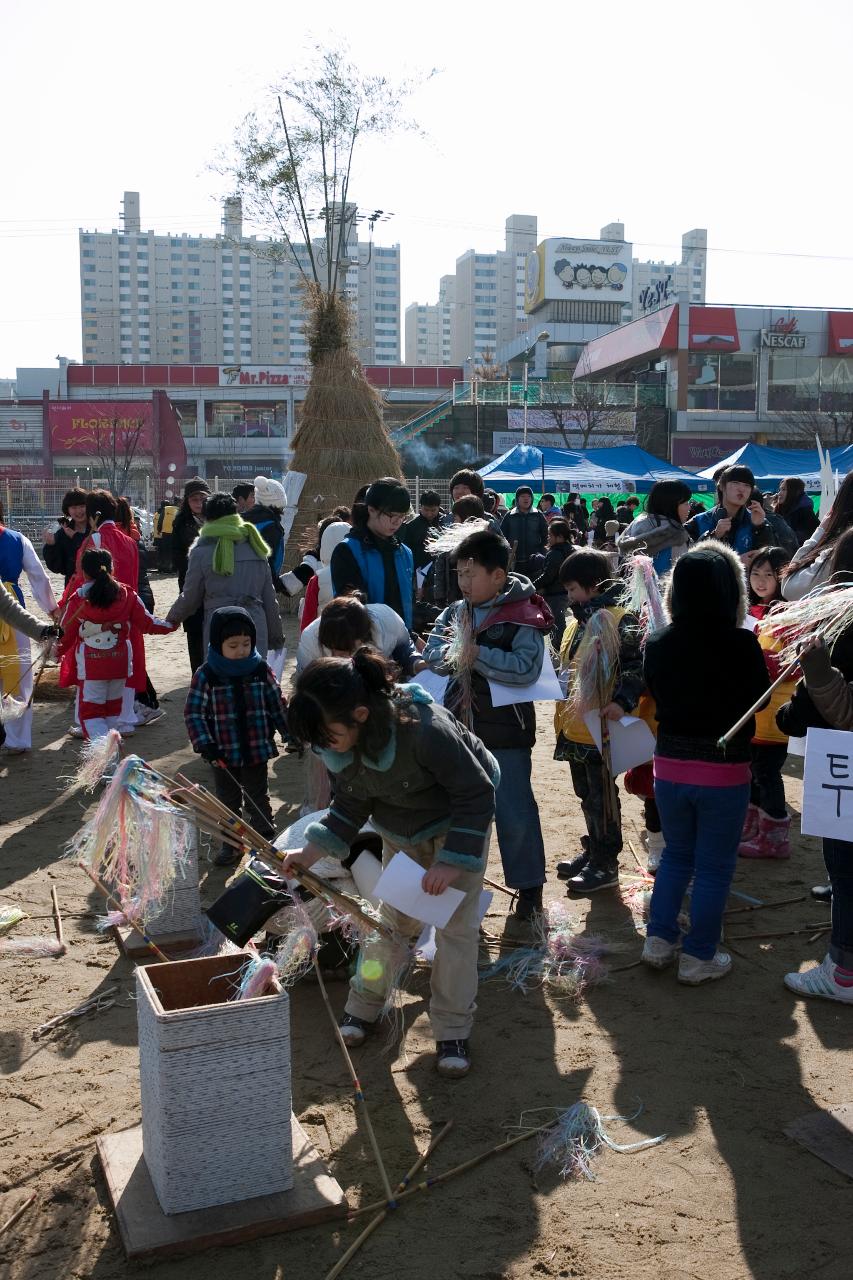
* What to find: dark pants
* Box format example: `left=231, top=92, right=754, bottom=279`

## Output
left=212, top=762, right=275, bottom=854
left=822, top=838, right=853, bottom=968
left=643, top=796, right=661, bottom=833
left=568, top=751, right=622, bottom=869
left=650, top=778, right=749, bottom=960
left=749, top=743, right=788, bottom=818
left=184, top=610, right=205, bottom=675
left=492, top=748, right=546, bottom=889
left=135, top=675, right=159, bottom=709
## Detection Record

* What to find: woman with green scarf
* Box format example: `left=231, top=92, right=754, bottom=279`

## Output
left=167, top=492, right=284, bottom=661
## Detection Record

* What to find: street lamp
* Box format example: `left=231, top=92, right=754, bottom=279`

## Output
left=523, top=329, right=550, bottom=445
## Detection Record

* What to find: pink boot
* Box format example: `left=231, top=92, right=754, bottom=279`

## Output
left=737, top=804, right=759, bottom=853
left=739, top=811, right=790, bottom=859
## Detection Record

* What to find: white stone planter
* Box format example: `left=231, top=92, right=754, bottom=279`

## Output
left=136, top=953, right=293, bottom=1215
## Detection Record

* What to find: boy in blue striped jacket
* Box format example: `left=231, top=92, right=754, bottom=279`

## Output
left=184, top=606, right=288, bottom=866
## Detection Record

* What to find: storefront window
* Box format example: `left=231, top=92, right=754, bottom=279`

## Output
left=687, top=354, right=719, bottom=409
left=208, top=401, right=288, bottom=438
left=767, top=355, right=820, bottom=411
left=819, top=357, right=853, bottom=413
left=175, top=404, right=197, bottom=438
left=718, top=354, right=757, bottom=411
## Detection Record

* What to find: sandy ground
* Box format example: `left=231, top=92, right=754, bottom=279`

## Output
left=0, top=570, right=849, bottom=1280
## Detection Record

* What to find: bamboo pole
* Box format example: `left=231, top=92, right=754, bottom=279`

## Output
left=49, top=885, right=64, bottom=950
left=348, top=1118, right=555, bottom=1221
left=724, top=894, right=807, bottom=916
left=312, top=957, right=395, bottom=1207
left=324, top=1121, right=454, bottom=1280
left=482, top=875, right=516, bottom=900
left=0, top=1191, right=36, bottom=1238
left=726, top=924, right=832, bottom=942
left=717, top=657, right=801, bottom=748
left=76, top=863, right=170, bottom=963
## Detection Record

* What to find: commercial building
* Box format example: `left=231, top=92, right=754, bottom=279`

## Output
left=0, top=360, right=460, bottom=485
left=79, top=192, right=401, bottom=368
left=631, top=228, right=707, bottom=319
left=575, top=302, right=853, bottom=469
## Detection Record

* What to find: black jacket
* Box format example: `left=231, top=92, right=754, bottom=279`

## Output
left=645, top=623, right=769, bottom=763
left=43, top=522, right=86, bottom=585
left=501, top=508, right=548, bottom=566
left=171, top=508, right=203, bottom=589
left=400, top=513, right=443, bottom=571
left=779, top=496, right=819, bottom=547
left=244, top=504, right=284, bottom=575
left=535, top=544, right=571, bottom=598
left=777, top=624, right=853, bottom=737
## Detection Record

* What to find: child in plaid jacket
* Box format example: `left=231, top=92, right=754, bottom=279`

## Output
left=184, top=606, right=288, bottom=866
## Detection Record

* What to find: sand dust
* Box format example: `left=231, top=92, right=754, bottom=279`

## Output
left=0, top=571, right=849, bottom=1280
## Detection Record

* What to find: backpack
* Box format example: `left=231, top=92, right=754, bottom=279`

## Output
left=253, top=518, right=285, bottom=575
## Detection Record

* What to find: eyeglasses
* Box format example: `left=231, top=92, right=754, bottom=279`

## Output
left=377, top=509, right=405, bottom=525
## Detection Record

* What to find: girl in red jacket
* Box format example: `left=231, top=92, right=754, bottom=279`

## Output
left=58, top=549, right=174, bottom=739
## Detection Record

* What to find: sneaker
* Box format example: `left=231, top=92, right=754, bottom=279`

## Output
left=513, top=886, right=543, bottom=921
left=556, top=837, right=590, bottom=879
left=678, top=950, right=732, bottom=985
left=566, top=864, right=619, bottom=896
left=784, top=954, right=853, bottom=1004
left=642, top=935, right=679, bottom=969
left=134, top=704, right=165, bottom=727
left=339, top=1013, right=375, bottom=1047
left=644, top=831, right=665, bottom=874
left=436, top=1039, right=471, bottom=1078
left=811, top=884, right=832, bottom=903
left=117, top=725, right=136, bottom=738
left=68, top=724, right=84, bottom=739
left=213, top=847, right=239, bottom=868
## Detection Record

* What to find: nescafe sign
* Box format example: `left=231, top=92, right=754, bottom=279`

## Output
left=760, top=317, right=807, bottom=349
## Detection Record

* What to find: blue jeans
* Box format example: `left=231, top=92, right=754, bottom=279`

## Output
left=649, top=779, right=749, bottom=961
left=822, top=838, right=853, bottom=968
left=492, top=748, right=546, bottom=890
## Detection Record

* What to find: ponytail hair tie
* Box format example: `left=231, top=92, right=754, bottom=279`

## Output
left=99, top=565, right=108, bottom=572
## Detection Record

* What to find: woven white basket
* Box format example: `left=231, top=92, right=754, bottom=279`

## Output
left=136, top=953, right=293, bottom=1214
left=144, top=832, right=202, bottom=940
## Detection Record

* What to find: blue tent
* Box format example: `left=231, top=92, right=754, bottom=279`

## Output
left=697, top=442, right=853, bottom=492
left=479, top=444, right=710, bottom=494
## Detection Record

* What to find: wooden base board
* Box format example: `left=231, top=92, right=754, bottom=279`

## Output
left=112, top=925, right=203, bottom=963
left=97, top=1117, right=348, bottom=1259
left=784, top=1102, right=853, bottom=1179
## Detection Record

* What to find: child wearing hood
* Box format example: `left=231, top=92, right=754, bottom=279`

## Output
left=299, top=521, right=350, bottom=632
left=641, top=544, right=769, bottom=984
left=423, top=526, right=553, bottom=922
left=184, top=606, right=289, bottom=866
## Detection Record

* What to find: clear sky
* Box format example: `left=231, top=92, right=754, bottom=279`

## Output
left=3, top=0, right=853, bottom=374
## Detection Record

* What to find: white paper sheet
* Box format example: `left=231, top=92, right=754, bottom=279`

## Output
left=413, top=668, right=449, bottom=703
left=266, top=648, right=287, bottom=681
left=488, top=656, right=563, bottom=707
left=802, top=727, right=853, bottom=839
left=581, top=711, right=656, bottom=775
left=415, top=890, right=492, bottom=962
left=374, top=851, right=466, bottom=928
left=350, top=850, right=383, bottom=905
left=786, top=735, right=807, bottom=757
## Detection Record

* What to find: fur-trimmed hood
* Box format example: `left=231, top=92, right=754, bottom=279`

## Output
left=664, top=539, right=748, bottom=629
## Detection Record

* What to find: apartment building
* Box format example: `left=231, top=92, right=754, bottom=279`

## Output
left=79, top=192, right=401, bottom=367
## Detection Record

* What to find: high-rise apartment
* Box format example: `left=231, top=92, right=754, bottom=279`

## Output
left=631, top=229, right=707, bottom=317
left=405, top=274, right=455, bottom=366
left=79, top=192, right=401, bottom=366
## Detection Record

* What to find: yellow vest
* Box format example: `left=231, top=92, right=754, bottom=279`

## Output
left=753, top=623, right=795, bottom=745
left=554, top=605, right=647, bottom=746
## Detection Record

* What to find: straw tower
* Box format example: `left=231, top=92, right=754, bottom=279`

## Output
left=289, top=284, right=401, bottom=540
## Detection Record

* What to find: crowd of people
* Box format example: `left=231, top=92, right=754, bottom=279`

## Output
left=3, top=460, right=851, bottom=1080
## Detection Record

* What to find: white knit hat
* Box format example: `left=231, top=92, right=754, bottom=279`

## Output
left=253, top=475, right=286, bottom=508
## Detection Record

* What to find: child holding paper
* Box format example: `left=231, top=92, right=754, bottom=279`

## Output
left=282, top=648, right=499, bottom=1078
left=642, top=544, right=768, bottom=984
left=422, top=526, right=553, bottom=923
left=553, top=550, right=644, bottom=895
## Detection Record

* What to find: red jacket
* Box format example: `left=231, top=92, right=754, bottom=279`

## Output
left=58, top=584, right=172, bottom=691
left=60, top=522, right=140, bottom=606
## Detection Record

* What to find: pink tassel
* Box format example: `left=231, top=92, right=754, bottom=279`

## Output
left=0, top=936, right=66, bottom=958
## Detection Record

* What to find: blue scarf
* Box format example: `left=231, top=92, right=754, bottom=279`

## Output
left=205, top=644, right=264, bottom=679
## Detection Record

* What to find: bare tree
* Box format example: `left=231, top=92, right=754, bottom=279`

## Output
left=769, top=374, right=853, bottom=447
left=475, top=349, right=505, bottom=382
left=74, top=414, right=146, bottom=495
left=538, top=377, right=631, bottom=449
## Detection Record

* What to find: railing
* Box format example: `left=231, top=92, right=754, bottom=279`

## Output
left=390, top=398, right=454, bottom=445
left=452, top=380, right=666, bottom=408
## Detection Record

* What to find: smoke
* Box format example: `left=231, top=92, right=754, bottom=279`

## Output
left=401, top=439, right=487, bottom=476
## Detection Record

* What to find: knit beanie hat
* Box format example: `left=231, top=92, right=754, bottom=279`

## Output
left=208, top=606, right=257, bottom=654
left=183, top=477, right=210, bottom=500
left=363, top=478, right=410, bottom=514
left=253, top=475, right=286, bottom=509
left=605, top=520, right=620, bottom=537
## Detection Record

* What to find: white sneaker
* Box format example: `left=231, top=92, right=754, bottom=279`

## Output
left=784, top=954, right=853, bottom=1004
left=645, top=830, right=665, bottom=873
left=68, top=724, right=84, bottom=738
left=117, top=724, right=136, bottom=738
left=642, top=935, right=679, bottom=969
left=134, top=704, right=165, bottom=727
left=678, top=950, right=732, bottom=985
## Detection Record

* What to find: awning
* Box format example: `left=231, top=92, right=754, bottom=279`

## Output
left=828, top=312, right=853, bottom=355
left=688, top=306, right=740, bottom=352
left=574, top=304, right=678, bottom=380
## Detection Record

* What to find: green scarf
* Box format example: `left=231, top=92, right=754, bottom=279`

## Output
left=198, top=515, right=271, bottom=576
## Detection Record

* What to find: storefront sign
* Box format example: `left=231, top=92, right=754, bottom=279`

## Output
left=670, top=436, right=745, bottom=469
left=48, top=401, right=153, bottom=452
left=218, top=364, right=309, bottom=388
left=760, top=318, right=807, bottom=349
left=525, top=238, right=632, bottom=311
